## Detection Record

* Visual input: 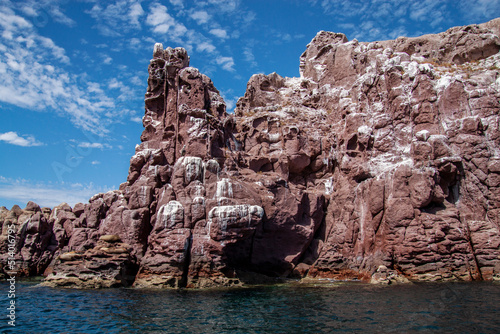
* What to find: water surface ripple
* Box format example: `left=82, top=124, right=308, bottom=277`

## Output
left=1, top=281, right=499, bottom=333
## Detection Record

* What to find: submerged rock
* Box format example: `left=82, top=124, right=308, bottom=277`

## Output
left=2, top=19, right=500, bottom=287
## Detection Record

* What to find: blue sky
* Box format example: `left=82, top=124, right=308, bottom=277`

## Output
left=0, top=0, right=499, bottom=208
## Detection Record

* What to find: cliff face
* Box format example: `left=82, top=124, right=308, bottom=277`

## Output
left=2, top=19, right=500, bottom=287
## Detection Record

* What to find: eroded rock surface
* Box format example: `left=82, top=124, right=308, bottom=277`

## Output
left=2, top=19, right=500, bottom=287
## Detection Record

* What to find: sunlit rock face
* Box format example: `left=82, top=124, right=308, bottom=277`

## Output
left=3, top=19, right=500, bottom=287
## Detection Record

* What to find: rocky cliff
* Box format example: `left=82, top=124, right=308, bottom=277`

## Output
left=2, top=19, right=500, bottom=288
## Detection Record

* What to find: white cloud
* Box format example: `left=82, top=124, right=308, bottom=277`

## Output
left=311, top=0, right=499, bottom=42
left=102, top=56, right=113, bottom=64
left=461, top=0, right=500, bottom=20
left=146, top=3, right=175, bottom=33
left=129, top=2, right=144, bottom=26
left=0, top=177, right=114, bottom=207
left=319, top=0, right=367, bottom=17
left=210, top=28, right=228, bottom=39
left=77, top=142, right=112, bottom=149
left=87, top=0, right=145, bottom=36
left=172, top=23, right=188, bottom=37
left=108, top=78, right=121, bottom=89
left=242, top=10, right=256, bottom=25
left=190, top=10, right=210, bottom=24
left=11, top=0, right=76, bottom=27
left=129, top=37, right=142, bottom=49
left=197, top=41, right=216, bottom=53
left=20, top=6, right=37, bottom=17
left=409, top=0, right=443, bottom=23
left=91, top=160, right=101, bottom=165
left=0, top=132, right=43, bottom=147
left=106, top=78, right=138, bottom=102
left=130, top=75, right=144, bottom=86
left=207, top=0, right=239, bottom=12
left=0, top=8, right=32, bottom=29
left=310, top=0, right=454, bottom=41
left=145, top=3, right=188, bottom=39
left=226, top=99, right=235, bottom=111
left=48, top=5, right=76, bottom=27
left=338, top=22, right=356, bottom=31
left=0, top=6, right=119, bottom=134
left=387, top=26, right=408, bottom=40
left=243, top=47, right=257, bottom=67
left=221, top=93, right=236, bottom=111
left=218, top=88, right=236, bottom=112
left=216, top=56, right=235, bottom=71
left=131, top=116, right=143, bottom=123
left=169, top=0, right=184, bottom=8
left=38, top=35, right=70, bottom=63
left=91, top=24, right=121, bottom=37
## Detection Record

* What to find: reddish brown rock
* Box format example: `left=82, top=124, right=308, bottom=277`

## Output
left=42, top=238, right=138, bottom=288
left=0, top=204, right=57, bottom=277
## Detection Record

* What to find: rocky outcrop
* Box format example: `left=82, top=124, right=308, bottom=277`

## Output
left=1, top=18, right=500, bottom=287
left=0, top=202, right=56, bottom=277
left=42, top=234, right=138, bottom=288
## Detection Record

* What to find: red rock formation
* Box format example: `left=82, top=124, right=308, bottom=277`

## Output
left=2, top=19, right=500, bottom=287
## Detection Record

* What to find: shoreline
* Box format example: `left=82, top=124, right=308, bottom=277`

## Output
left=6, top=275, right=499, bottom=291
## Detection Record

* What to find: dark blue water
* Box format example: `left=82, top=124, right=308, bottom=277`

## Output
left=0, top=280, right=499, bottom=333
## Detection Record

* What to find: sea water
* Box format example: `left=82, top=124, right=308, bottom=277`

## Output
left=0, top=280, right=499, bottom=333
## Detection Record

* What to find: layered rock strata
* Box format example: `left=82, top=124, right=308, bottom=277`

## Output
left=1, top=19, right=500, bottom=287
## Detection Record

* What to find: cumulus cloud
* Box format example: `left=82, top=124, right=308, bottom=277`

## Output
left=197, top=41, right=216, bottom=53
left=129, top=2, right=145, bottom=26
left=146, top=3, right=187, bottom=39
left=130, top=116, right=143, bottom=123
left=209, top=28, right=228, bottom=39
left=19, top=5, right=38, bottom=17
left=190, top=10, right=210, bottom=24
left=216, top=56, right=235, bottom=71
left=0, top=132, right=43, bottom=147
left=102, top=55, right=113, bottom=64
left=146, top=3, right=175, bottom=32
left=86, top=0, right=145, bottom=36
left=169, top=0, right=184, bottom=8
